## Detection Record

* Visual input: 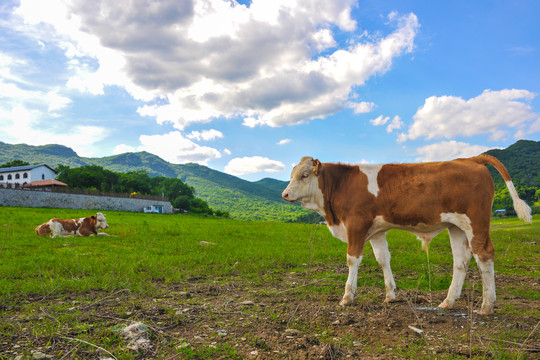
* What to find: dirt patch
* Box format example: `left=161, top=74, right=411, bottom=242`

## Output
left=1, top=268, right=539, bottom=359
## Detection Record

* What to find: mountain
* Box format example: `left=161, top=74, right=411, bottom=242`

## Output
left=484, top=140, right=540, bottom=188
left=1, top=140, right=538, bottom=221
left=0, top=142, right=86, bottom=167
left=0, top=141, right=316, bottom=222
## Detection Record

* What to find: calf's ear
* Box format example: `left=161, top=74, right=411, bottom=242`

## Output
left=312, top=159, right=322, bottom=176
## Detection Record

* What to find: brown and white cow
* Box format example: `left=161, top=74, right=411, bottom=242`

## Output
left=282, top=155, right=531, bottom=315
left=35, top=213, right=109, bottom=238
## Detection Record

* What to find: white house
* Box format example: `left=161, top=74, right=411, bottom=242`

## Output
left=0, top=164, right=57, bottom=187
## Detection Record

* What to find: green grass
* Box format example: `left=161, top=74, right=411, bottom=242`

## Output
left=0, top=207, right=341, bottom=301
left=1, top=207, right=538, bottom=301
left=1, top=207, right=538, bottom=359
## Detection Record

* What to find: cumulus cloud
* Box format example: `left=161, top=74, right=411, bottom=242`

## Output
left=11, top=0, right=419, bottom=130
left=399, top=89, right=540, bottom=142
left=121, top=131, right=222, bottom=165
left=415, top=141, right=493, bottom=162
left=348, top=101, right=375, bottom=114
left=113, top=144, right=136, bottom=155
left=0, top=105, right=106, bottom=157
left=186, top=129, right=223, bottom=141
left=386, top=116, right=403, bottom=133
left=277, top=139, right=292, bottom=145
left=225, top=156, right=285, bottom=176
left=0, top=52, right=106, bottom=156
left=370, top=115, right=403, bottom=132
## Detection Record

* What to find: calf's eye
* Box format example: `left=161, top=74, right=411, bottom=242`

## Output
left=301, top=173, right=309, bottom=180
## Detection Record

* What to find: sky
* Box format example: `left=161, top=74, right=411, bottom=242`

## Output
left=0, top=0, right=539, bottom=181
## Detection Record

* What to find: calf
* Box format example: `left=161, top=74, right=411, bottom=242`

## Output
left=36, top=213, right=109, bottom=238
left=282, top=155, right=531, bottom=314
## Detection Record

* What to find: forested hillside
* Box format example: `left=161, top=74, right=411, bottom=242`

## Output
left=1, top=140, right=537, bottom=220
left=0, top=141, right=315, bottom=222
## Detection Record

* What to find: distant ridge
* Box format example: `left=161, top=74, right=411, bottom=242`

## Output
left=0, top=141, right=315, bottom=222
left=1, top=140, right=537, bottom=221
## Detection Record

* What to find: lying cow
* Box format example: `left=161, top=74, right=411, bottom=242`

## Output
left=35, top=213, right=109, bottom=238
left=282, top=155, right=531, bottom=315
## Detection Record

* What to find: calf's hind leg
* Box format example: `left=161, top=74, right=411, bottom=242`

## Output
left=439, top=226, right=472, bottom=310
left=370, top=233, right=396, bottom=302
left=472, top=231, right=496, bottom=315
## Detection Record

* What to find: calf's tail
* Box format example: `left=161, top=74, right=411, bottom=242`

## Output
left=472, top=154, right=532, bottom=223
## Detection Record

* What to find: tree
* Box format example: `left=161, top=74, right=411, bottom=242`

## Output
left=54, top=165, right=222, bottom=215
left=0, top=160, right=30, bottom=168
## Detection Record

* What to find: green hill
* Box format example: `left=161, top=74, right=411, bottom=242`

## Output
left=484, top=140, right=540, bottom=188
left=0, top=142, right=315, bottom=222
left=1, top=140, right=537, bottom=221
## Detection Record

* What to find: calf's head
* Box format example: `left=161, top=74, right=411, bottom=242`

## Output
left=93, top=212, right=109, bottom=230
left=282, top=156, right=324, bottom=213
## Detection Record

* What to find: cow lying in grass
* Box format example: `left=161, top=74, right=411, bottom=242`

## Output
left=35, top=213, right=109, bottom=238
left=282, top=155, right=532, bottom=315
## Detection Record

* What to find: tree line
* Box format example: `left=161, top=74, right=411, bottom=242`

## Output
left=55, top=165, right=229, bottom=217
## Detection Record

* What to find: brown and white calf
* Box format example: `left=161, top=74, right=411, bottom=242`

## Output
left=282, top=155, right=531, bottom=315
left=35, top=213, right=109, bottom=238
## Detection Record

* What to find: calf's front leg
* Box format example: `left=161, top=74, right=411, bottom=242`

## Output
left=340, top=223, right=367, bottom=306
left=340, top=254, right=363, bottom=306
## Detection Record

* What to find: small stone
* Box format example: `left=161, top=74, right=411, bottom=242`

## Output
left=199, top=241, right=217, bottom=246
left=239, top=300, right=254, bottom=306
left=284, top=328, right=300, bottom=335
left=32, top=352, right=52, bottom=360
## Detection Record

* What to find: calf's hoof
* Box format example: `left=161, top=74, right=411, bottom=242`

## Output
left=476, top=307, right=494, bottom=315
left=339, top=295, right=353, bottom=306
left=438, top=301, right=453, bottom=310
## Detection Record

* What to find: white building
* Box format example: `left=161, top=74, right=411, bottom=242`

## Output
left=0, top=164, right=57, bottom=187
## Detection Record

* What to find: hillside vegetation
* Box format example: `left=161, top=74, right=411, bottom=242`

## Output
left=0, top=140, right=538, bottom=220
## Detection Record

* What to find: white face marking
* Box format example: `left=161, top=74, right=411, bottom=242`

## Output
left=95, top=213, right=109, bottom=230
left=358, top=164, right=383, bottom=197
left=283, top=157, right=325, bottom=215
left=328, top=223, right=347, bottom=243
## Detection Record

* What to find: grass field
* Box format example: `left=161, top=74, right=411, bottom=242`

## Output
left=0, top=206, right=538, bottom=359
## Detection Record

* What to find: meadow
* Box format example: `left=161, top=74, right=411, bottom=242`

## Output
left=0, top=206, right=538, bottom=359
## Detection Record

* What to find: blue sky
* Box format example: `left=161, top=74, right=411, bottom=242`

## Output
left=0, top=0, right=539, bottom=181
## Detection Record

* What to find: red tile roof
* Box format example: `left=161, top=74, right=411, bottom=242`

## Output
left=23, top=179, right=68, bottom=187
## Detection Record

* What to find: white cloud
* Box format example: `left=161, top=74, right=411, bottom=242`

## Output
left=415, top=141, right=493, bottom=162
left=137, top=131, right=221, bottom=165
left=277, top=139, right=292, bottom=145
left=113, top=144, right=136, bottom=155
left=370, top=115, right=390, bottom=126
left=223, top=148, right=231, bottom=155
left=386, top=115, right=403, bottom=133
left=348, top=101, right=375, bottom=114
left=11, top=1, right=419, bottom=130
left=0, top=105, right=106, bottom=157
left=186, top=129, right=224, bottom=141
left=399, top=89, right=540, bottom=142
left=0, top=52, right=105, bottom=156
left=370, top=115, right=402, bottom=132
left=225, top=156, right=285, bottom=176
left=46, top=90, right=72, bottom=112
